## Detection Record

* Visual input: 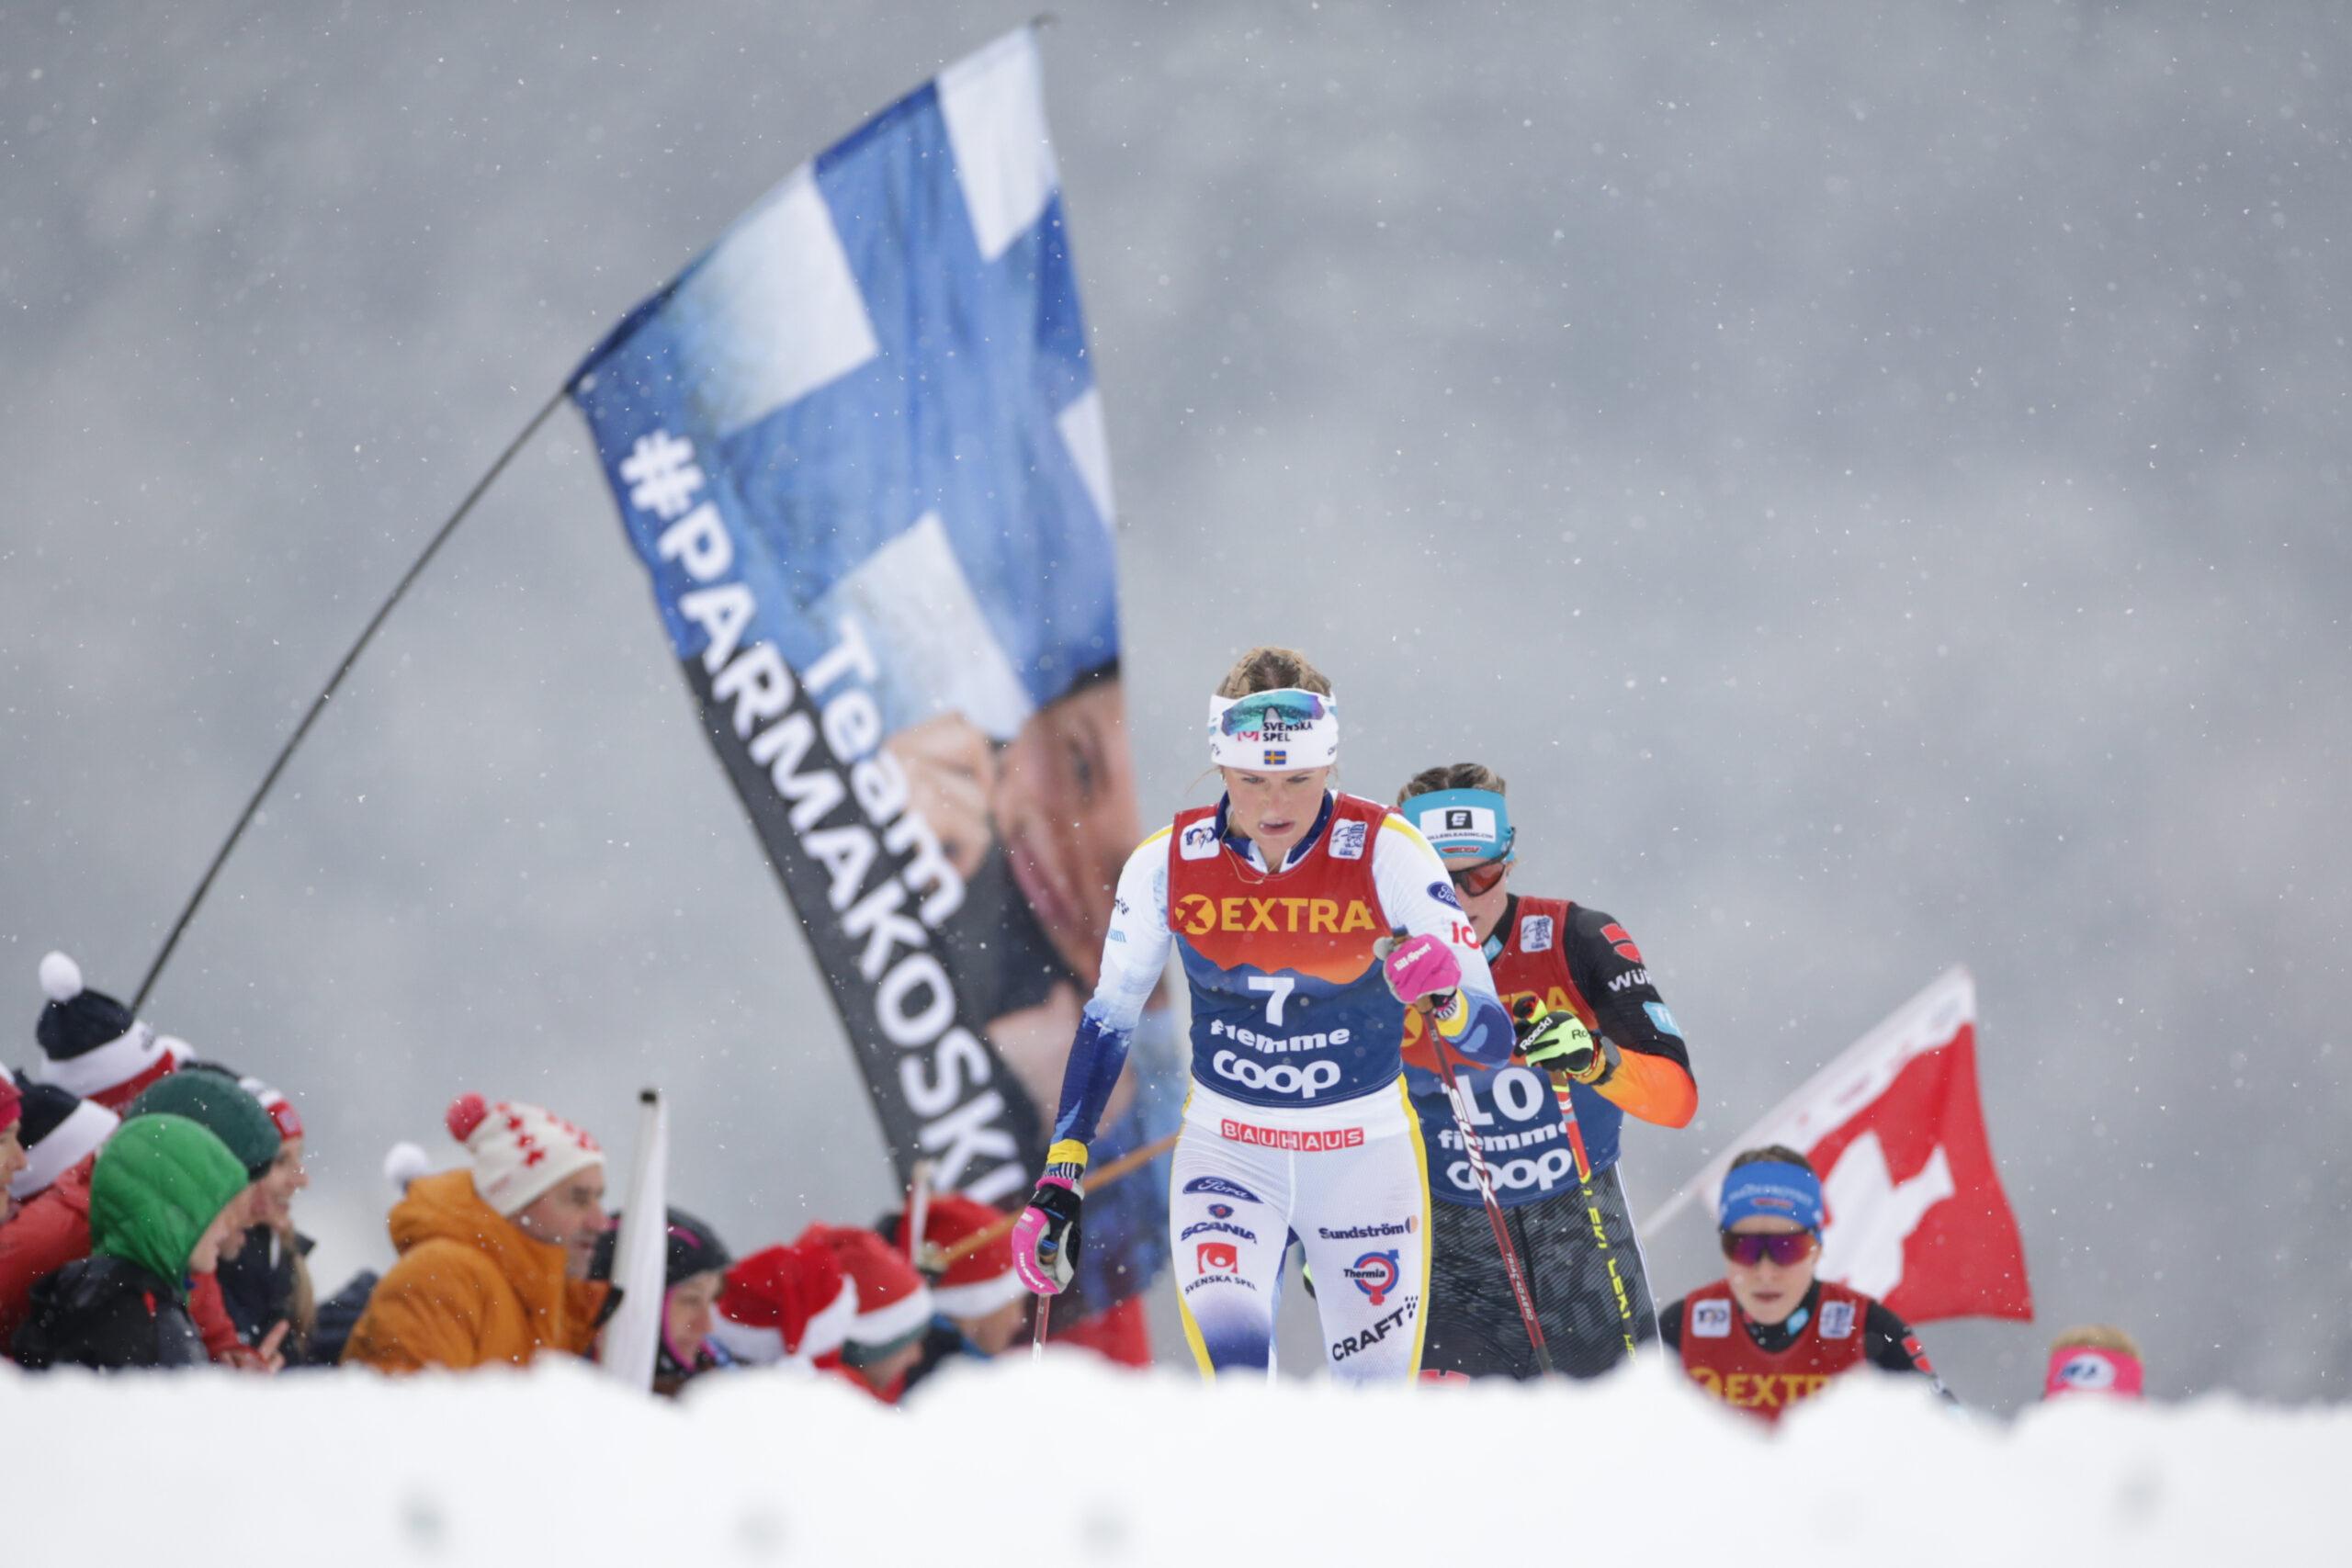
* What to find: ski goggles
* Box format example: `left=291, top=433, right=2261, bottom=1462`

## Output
left=1717, top=1159, right=1826, bottom=1231
left=1208, top=687, right=1339, bottom=770
left=1403, top=787, right=1515, bottom=864
left=1719, top=1230, right=1820, bottom=1268
left=1448, top=849, right=1516, bottom=898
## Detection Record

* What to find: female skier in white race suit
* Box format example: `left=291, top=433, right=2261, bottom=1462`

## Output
left=1011, top=646, right=1513, bottom=1380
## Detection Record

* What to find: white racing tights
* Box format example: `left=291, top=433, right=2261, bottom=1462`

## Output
left=1168, top=1078, right=1431, bottom=1382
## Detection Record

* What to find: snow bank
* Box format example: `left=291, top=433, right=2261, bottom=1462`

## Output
left=5, top=1354, right=2339, bottom=1564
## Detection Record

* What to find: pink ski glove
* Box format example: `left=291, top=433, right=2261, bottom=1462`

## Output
left=1011, top=1173, right=1083, bottom=1295
left=1379, top=932, right=1463, bottom=1008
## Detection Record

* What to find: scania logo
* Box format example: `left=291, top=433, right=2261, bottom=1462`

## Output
left=1212, top=1051, right=1342, bottom=1100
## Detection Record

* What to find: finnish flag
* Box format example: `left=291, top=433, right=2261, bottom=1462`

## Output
left=572, top=25, right=1119, bottom=741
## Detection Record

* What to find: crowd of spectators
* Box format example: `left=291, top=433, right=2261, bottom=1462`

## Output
left=3, top=950, right=2141, bottom=1410
left=2, top=951, right=1027, bottom=1401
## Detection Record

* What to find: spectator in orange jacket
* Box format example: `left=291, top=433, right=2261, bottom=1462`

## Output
left=341, top=1092, right=611, bottom=1372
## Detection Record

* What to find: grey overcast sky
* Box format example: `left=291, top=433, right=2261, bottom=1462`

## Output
left=3, top=2, right=2346, bottom=1408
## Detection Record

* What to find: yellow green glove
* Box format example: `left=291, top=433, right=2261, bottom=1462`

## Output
left=1510, top=998, right=1608, bottom=1085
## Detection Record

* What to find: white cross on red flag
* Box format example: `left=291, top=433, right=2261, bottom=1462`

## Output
left=1645, top=967, right=2032, bottom=1324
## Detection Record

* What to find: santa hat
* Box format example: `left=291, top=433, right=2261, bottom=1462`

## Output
left=812, top=1224, right=933, bottom=1363
left=444, top=1092, right=603, bottom=1217
left=910, top=1192, right=1025, bottom=1321
left=30, top=952, right=190, bottom=1110
left=710, top=1239, right=858, bottom=1368
left=8, top=1074, right=120, bottom=1201
left=237, top=1075, right=304, bottom=1144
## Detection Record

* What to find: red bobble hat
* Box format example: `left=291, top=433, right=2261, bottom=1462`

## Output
left=910, top=1192, right=1024, bottom=1320
left=710, top=1238, right=858, bottom=1368
left=811, top=1224, right=933, bottom=1358
left=444, top=1092, right=603, bottom=1217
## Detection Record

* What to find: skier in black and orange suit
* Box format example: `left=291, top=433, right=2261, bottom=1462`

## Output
left=1396, top=762, right=1697, bottom=1380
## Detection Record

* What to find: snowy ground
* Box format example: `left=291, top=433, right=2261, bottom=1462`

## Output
left=6, top=1356, right=2341, bottom=1564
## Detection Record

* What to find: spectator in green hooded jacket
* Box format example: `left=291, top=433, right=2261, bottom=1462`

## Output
left=122, top=1066, right=288, bottom=1365
left=11, top=1112, right=249, bottom=1370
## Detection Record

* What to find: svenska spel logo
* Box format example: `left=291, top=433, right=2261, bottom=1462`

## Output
left=1195, top=1240, right=1238, bottom=1275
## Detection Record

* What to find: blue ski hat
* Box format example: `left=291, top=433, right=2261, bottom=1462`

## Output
left=1718, top=1160, right=1825, bottom=1232
left=1400, top=787, right=1513, bottom=863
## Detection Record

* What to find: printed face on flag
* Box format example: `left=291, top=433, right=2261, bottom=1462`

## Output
left=1786, top=971, right=2032, bottom=1325
left=571, top=27, right=1176, bottom=1322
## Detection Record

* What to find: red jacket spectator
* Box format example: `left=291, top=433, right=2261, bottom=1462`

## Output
left=0, top=1151, right=98, bottom=1348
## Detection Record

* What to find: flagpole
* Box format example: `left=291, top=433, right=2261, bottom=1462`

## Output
left=1639, top=966, right=1973, bottom=1236
left=133, top=378, right=577, bottom=1010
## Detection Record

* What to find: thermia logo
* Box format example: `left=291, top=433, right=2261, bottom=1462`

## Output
left=1344, top=1250, right=1401, bottom=1306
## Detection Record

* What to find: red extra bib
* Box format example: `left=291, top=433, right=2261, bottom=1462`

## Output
left=1678, top=1280, right=1874, bottom=1423
left=1168, top=795, right=1410, bottom=1111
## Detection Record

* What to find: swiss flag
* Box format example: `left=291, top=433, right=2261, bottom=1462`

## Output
left=1647, top=968, right=2032, bottom=1324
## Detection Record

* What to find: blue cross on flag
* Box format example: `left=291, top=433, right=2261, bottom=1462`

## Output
left=573, top=25, right=1118, bottom=740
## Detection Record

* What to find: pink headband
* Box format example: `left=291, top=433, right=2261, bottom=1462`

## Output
left=2044, top=1346, right=2143, bottom=1399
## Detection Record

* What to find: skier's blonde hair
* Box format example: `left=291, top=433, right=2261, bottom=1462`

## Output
left=1215, top=646, right=1332, bottom=700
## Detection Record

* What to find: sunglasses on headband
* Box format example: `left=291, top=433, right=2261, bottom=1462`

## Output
left=1720, top=1230, right=1819, bottom=1268
left=1217, top=691, right=1330, bottom=736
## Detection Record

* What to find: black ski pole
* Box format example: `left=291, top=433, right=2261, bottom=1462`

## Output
left=133, top=380, right=575, bottom=1010
left=1428, top=1030, right=1555, bottom=1375
left=1515, top=996, right=1641, bottom=1367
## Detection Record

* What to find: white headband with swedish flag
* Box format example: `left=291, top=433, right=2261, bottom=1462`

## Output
left=1208, top=687, right=1340, bottom=771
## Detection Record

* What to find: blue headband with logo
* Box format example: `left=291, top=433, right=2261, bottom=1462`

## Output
left=1718, top=1161, right=1825, bottom=1232
left=1401, top=787, right=1514, bottom=862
